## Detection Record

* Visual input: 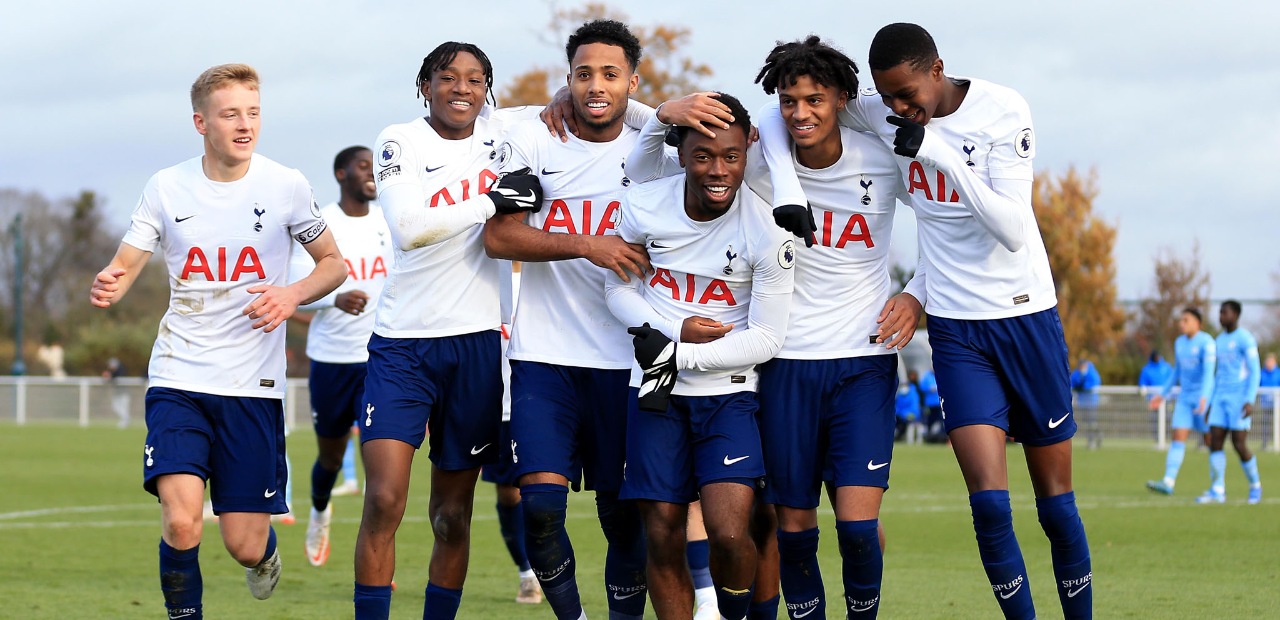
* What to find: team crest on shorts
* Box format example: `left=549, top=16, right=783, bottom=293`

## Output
left=1014, top=128, right=1034, bottom=158
left=777, top=240, right=796, bottom=269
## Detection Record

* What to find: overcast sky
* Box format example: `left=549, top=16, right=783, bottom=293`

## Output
left=2, top=0, right=1276, bottom=303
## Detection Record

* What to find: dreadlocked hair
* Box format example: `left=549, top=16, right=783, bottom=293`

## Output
left=755, top=35, right=859, bottom=98
left=415, top=41, right=495, bottom=108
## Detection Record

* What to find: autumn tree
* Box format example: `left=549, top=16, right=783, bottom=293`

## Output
left=498, top=2, right=713, bottom=108
left=1134, top=241, right=1211, bottom=357
left=1034, top=167, right=1126, bottom=367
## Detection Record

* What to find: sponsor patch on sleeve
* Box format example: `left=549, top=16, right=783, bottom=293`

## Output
left=377, top=165, right=401, bottom=182
left=378, top=140, right=401, bottom=167
left=1014, top=128, right=1034, bottom=159
left=777, top=240, right=796, bottom=270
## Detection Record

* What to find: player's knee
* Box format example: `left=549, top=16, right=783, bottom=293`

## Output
left=226, top=539, right=264, bottom=567
left=163, top=514, right=203, bottom=549
left=707, top=521, right=752, bottom=554
left=431, top=503, right=471, bottom=544
left=317, top=452, right=344, bottom=471
left=521, top=484, right=569, bottom=543
left=596, top=494, right=642, bottom=544
left=363, top=485, right=407, bottom=525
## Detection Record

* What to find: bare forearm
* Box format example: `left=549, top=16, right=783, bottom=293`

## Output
left=483, top=215, right=590, bottom=262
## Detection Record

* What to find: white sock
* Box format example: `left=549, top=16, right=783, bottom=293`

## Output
left=519, top=569, right=536, bottom=580
left=695, top=586, right=717, bottom=607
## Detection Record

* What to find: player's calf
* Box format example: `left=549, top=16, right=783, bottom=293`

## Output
left=970, top=490, right=1035, bottom=619
left=521, top=483, right=584, bottom=620
left=159, top=540, right=203, bottom=619
left=597, top=492, right=648, bottom=618
left=1036, top=491, right=1092, bottom=619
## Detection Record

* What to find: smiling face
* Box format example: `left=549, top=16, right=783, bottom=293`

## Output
left=872, top=58, right=945, bottom=126
left=194, top=82, right=260, bottom=170
left=337, top=149, right=376, bottom=202
left=567, top=42, right=638, bottom=141
left=778, top=74, right=846, bottom=167
left=423, top=50, right=486, bottom=140
left=678, top=127, right=748, bottom=221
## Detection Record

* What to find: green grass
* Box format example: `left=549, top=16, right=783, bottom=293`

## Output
left=1, top=426, right=1278, bottom=618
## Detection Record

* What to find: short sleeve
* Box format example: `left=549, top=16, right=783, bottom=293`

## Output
left=121, top=175, right=163, bottom=252
left=493, top=122, right=541, bottom=175
left=286, top=173, right=328, bottom=245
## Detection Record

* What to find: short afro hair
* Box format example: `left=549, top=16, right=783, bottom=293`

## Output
left=566, top=19, right=642, bottom=71
left=671, top=92, right=752, bottom=147
left=868, top=23, right=939, bottom=72
left=1222, top=299, right=1242, bottom=316
left=333, top=145, right=370, bottom=172
left=755, top=35, right=859, bottom=99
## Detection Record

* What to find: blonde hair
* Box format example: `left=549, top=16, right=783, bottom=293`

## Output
left=190, top=63, right=260, bottom=112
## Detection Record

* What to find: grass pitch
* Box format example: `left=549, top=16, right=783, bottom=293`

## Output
left=1, top=425, right=1277, bottom=618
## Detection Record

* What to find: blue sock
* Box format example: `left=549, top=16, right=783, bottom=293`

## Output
left=1163, top=440, right=1186, bottom=486
left=159, top=540, right=202, bottom=620
left=970, top=490, right=1034, bottom=619
left=717, top=585, right=754, bottom=620
left=260, top=527, right=277, bottom=565
left=747, top=595, right=780, bottom=620
left=597, top=492, right=647, bottom=619
left=312, top=460, right=341, bottom=512
left=497, top=501, right=531, bottom=572
left=836, top=519, right=882, bottom=618
left=777, top=528, right=825, bottom=619
left=686, top=538, right=713, bottom=590
left=1209, top=450, right=1226, bottom=494
left=1037, top=492, right=1092, bottom=620
left=1242, top=456, right=1262, bottom=486
left=342, top=436, right=359, bottom=482
left=522, top=484, right=582, bottom=620
left=354, top=582, right=392, bottom=620
left=423, top=582, right=463, bottom=620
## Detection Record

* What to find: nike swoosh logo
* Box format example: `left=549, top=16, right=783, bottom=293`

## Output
left=541, top=167, right=564, bottom=175
left=723, top=455, right=750, bottom=466
left=425, top=165, right=445, bottom=173
left=998, top=583, right=1023, bottom=599
left=1067, top=583, right=1090, bottom=598
left=175, top=215, right=196, bottom=223
left=1048, top=412, right=1072, bottom=429
left=504, top=190, right=536, bottom=202
left=649, top=240, right=669, bottom=249
left=264, top=489, right=277, bottom=498
left=470, top=444, right=491, bottom=455
left=612, top=590, right=643, bottom=600
left=867, top=460, right=889, bottom=471
left=849, top=602, right=877, bottom=613
left=794, top=606, right=819, bottom=618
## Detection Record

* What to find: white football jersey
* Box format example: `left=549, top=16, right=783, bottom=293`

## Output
left=122, top=154, right=327, bottom=398
left=495, top=120, right=640, bottom=369
left=762, top=77, right=1055, bottom=320
left=372, top=110, right=534, bottom=338
left=289, top=202, right=392, bottom=364
left=745, top=127, right=906, bottom=359
left=606, top=175, right=795, bottom=395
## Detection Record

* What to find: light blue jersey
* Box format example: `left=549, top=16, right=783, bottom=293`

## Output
left=1162, top=332, right=1215, bottom=401
left=1213, top=328, right=1260, bottom=402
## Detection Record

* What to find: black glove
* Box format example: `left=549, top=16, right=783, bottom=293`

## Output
left=627, top=323, right=678, bottom=412
left=664, top=126, right=682, bottom=148
left=772, top=204, right=817, bottom=248
left=885, top=116, right=925, bottom=158
left=488, top=167, right=543, bottom=214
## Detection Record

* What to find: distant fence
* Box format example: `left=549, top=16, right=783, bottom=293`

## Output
left=0, top=377, right=1276, bottom=452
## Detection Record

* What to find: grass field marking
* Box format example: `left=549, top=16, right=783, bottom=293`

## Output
left=0, top=503, right=155, bottom=521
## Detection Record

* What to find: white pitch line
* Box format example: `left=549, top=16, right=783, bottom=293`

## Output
left=0, top=503, right=155, bottom=520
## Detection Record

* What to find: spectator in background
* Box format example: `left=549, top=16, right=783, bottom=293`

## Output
left=919, top=368, right=944, bottom=442
left=102, top=357, right=130, bottom=429
left=896, top=370, right=924, bottom=443
left=1070, top=359, right=1102, bottom=449
left=1260, top=353, right=1279, bottom=411
left=1139, top=351, right=1173, bottom=402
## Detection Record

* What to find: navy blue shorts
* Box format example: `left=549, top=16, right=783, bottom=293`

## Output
left=927, top=308, right=1075, bottom=446
left=310, top=360, right=366, bottom=438
left=362, top=331, right=502, bottom=470
left=757, top=355, right=898, bottom=509
left=143, top=387, right=288, bottom=515
left=621, top=389, right=765, bottom=504
left=508, top=361, right=630, bottom=493
left=480, top=420, right=519, bottom=485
